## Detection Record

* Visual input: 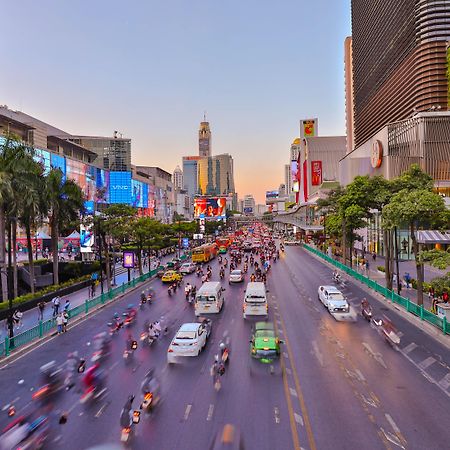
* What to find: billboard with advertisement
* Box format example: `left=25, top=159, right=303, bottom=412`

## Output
left=80, top=224, right=94, bottom=253
left=123, top=251, right=135, bottom=268
left=265, top=190, right=279, bottom=200
left=131, top=179, right=149, bottom=208
left=96, top=169, right=110, bottom=204
left=243, top=207, right=253, bottom=214
left=194, top=197, right=227, bottom=219
left=303, top=160, right=308, bottom=202
left=109, top=171, right=132, bottom=204
left=300, top=118, right=318, bottom=138
left=291, top=160, right=299, bottom=193
left=51, top=153, right=66, bottom=181
left=311, top=161, right=322, bottom=186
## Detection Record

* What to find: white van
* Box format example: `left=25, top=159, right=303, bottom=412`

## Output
left=195, top=282, right=225, bottom=316
left=243, top=282, right=268, bottom=319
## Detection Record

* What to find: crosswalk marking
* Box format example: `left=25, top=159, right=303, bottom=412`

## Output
left=418, top=356, right=436, bottom=370
left=402, top=342, right=417, bottom=354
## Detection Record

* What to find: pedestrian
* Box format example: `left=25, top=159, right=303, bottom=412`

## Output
left=56, top=313, right=64, bottom=334
left=443, top=291, right=449, bottom=303
left=62, top=311, right=69, bottom=332
left=372, top=252, right=376, bottom=261
left=92, top=280, right=97, bottom=297
left=365, top=260, right=370, bottom=272
left=38, top=301, right=45, bottom=321
left=12, top=309, right=23, bottom=329
left=432, top=297, right=439, bottom=314
left=428, top=286, right=435, bottom=300
left=52, top=296, right=60, bottom=316
left=64, top=299, right=71, bottom=311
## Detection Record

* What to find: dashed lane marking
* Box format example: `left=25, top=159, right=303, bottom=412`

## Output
left=285, top=367, right=292, bottom=375
left=385, top=414, right=401, bottom=435
left=289, top=387, right=298, bottom=397
left=401, top=342, right=417, bottom=354
left=283, top=351, right=289, bottom=358
left=311, top=341, right=324, bottom=367
left=183, top=404, right=192, bottom=421
left=418, top=356, right=436, bottom=370
left=294, top=413, right=304, bottom=426
left=95, top=401, right=110, bottom=418
left=274, top=407, right=280, bottom=424
left=207, top=404, right=214, bottom=421
left=355, top=369, right=366, bottom=382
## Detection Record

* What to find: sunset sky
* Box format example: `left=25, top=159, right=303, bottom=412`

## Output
left=1, top=0, right=351, bottom=203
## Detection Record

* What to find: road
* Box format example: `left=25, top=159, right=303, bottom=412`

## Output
left=0, top=245, right=450, bottom=449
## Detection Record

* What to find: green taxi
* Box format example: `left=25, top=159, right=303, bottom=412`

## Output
left=250, top=322, right=283, bottom=363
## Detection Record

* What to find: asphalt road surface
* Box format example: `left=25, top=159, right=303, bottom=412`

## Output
left=1, top=245, right=449, bottom=450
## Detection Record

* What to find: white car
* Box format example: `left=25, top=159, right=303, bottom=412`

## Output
left=167, top=321, right=211, bottom=363
left=229, top=269, right=244, bottom=283
left=284, top=240, right=301, bottom=246
left=317, top=285, right=350, bottom=313
left=179, top=262, right=196, bottom=274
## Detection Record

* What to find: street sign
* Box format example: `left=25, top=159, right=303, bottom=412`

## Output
left=182, top=238, right=189, bottom=248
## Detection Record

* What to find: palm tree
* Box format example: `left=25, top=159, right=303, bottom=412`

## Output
left=44, top=169, right=84, bottom=285
left=0, top=136, right=35, bottom=303
left=18, top=159, right=46, bottom=294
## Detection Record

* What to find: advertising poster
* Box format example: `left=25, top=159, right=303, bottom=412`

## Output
left=95, top=169, right=109, bottom=204
left=123, top=251, right=135, bottom=268
left=265, top=190, right=279, bottom=202
left=131, top=179, right=143, bottom=207
left=311, top=161, right=322, bottom=186
left=244, top=207, right=253, bottom=214
left=80, top=224, right=94, bottom=253
left=300, top=118, right=318, bottom=138
left=303, top=160, right=308, bottom=202
left=51, top=153, right=66, bottom=181
left=291, top=160, right=299, bottom=193
left=194, top=197, right=227, bottom=219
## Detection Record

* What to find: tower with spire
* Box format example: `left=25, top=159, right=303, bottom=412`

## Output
left=199, top=112, right=211, bottom=158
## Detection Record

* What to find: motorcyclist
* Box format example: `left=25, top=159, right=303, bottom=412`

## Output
left=120, top=395, right=135, bottom=428
left=250, top=273, right=256, bottom=282
left=219, top=342, right=229, bottom=363
left=223, top=258, right=228, bottom=268
left=185, top=283, right=191, bottom=300
left=140, top=368, right=160, bottom=398
left=140, top=291, right=146, bottom=304
left=148, top=323, right=158, bottom=341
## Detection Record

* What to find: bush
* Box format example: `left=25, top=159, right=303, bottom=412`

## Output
left=22, top=258, right=49, bottom=266
left=0, top=275, right=91, bottom=312
left=377, top=266, right=385, bottom=272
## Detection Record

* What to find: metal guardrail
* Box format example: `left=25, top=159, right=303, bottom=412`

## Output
left=303, top=244, right=449, bottom=336
left=0, top=253, right=190, bottom=358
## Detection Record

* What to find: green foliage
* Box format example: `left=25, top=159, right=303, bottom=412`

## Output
left=419, top=249, right=450, bottom=270
left=377, top=266, right=385, bottom=272
left=23, top=258, right=49, bottom=266
left=0, top=274, right=91, bottom=311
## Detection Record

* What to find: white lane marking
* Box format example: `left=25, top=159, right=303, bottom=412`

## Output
left=438, top=373, right=450, bottom=390
left=109, top=361, right=119, bottom=371
left=355, top=369, right=366, bottom=382
left=274, top=407, right=280, bottom=424
left=402, top=342, right=417, bottom=354
left=2, top=397, right=20, bottom=411
left=278, top=328, right=284, bottom=335
left=418, top=356, right=436, bottom=370
left=294, top=413, right=304, bottom=426
left=311, top=341, right=324, bottom=367
left=380, top=428, right=406, bottom=449
left=289, top=387, right=298, bottom=397
left=362, top=342, right=387, bottom=369
left=285, top=367, right=292, bottom=375
left=283, top=351, right=288, bottom=358
left=183, top=404, right=192, bottom=421
left=385, top=414, right=401, bottom=435
left=95, top=402, right=109, bottom=418
left=206, top=404, right=214, bottom=421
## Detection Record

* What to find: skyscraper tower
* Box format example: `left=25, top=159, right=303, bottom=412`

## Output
left=199, top=114, right=211, bottom=157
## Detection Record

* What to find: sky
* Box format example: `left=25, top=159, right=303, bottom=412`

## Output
left=1, top=0, right=351, bottom=204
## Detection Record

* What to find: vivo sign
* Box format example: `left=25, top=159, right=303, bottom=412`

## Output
left=109, top=172, right=132, bottom=204
left=111, top=185, right=129, bottom=190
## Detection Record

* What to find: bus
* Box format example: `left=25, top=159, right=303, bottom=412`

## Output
left=192, top=243, right=218, bottom=263
left=216, top=237, right=232, bottom=251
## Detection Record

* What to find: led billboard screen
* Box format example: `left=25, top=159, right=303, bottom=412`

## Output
left=194, top=197, right=227, bottom=219
left=291, top=160, right=299, bottom=193
left=265, top=190, right=279, bottom=199
left=109, top=172, right=132, bottom=204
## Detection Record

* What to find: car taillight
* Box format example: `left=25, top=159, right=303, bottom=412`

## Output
left=168, top=348, right=173, bottom=352
left=144, top=392, right=153, bottom=400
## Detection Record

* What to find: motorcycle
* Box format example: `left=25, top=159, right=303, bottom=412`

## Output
left=107, top=317, right=123, bottom=335
left=139, top=296, right=147, bottom=309
left=140, top=331, right=156, bottom=347
left=123, top=310, right=137, bottom=328
left=140, top=391, right=160, bottom=414
left=168, top=285, right=173, bottom=296
left=371, top=317, right=401, bottom=347
left=361, top=300, right=373, bottom=321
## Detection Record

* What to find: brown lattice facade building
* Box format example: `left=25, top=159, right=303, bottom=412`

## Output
left=351, top=0, right=450, bottom=149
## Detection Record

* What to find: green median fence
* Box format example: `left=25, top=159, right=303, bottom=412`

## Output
left=0, top=259, right=177, bottom=358
left=302, top=244, right=450, bottom=336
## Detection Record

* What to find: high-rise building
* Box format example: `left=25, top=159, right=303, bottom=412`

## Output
left=199, top=118, right=211, bottom=157
left=197, top=154, right=235, bottom=196
left=243, top=194, right=256, bottom=214
left=351, top=0, right=450, bottom=148
left=172, top=165, right=183, bottom=191
left=68, top=132, right=132, bottom=171
left=182, top=156, right=201, bottom=199
left=290, top=138, right=300, bottom=161
left=284, top=164, right=291, bottom=196
left=344, top=37, right=355, bottom=154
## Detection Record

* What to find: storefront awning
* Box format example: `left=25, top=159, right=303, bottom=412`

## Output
left=416, top=230, right=450, bottom=244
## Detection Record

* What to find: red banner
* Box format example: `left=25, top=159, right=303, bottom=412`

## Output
left=303, top=160, right=308, bottom=202
left=311, top=160, right=322, bottom=186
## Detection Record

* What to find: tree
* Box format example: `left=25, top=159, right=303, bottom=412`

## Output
left=131, top=217, right=164, bottom=274
left=382, top=189, right=447, bottom=305
left=420, top=249, right=450, bottom=271
left=44, top=169, right=84, bottom=285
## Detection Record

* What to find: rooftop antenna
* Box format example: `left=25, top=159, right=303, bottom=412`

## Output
left=203, top=111, right=207, bottom=122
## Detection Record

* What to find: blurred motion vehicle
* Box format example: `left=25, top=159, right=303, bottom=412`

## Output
left=195, top=282, right=225, bottom=316
left=209, top=424, right=245, bottom=450
left=318, top=285, right=350, bottom=314
left=250, top=322, right=283, bottom=363
left=161, top=270, right=183, bottom=283
left=179, top=262, right=196, bottom=274
left=167, top=320, right=212, bottom=363
left=243, top=282, right=268, bottom=319
left=229, top=269, right=244, bottom=283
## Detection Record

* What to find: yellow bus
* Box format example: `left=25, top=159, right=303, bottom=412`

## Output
left=192, top=244, right=218, bottom=263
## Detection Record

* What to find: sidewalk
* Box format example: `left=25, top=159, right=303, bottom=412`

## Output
left=344, top=254, right=447, bottom=311
left=0, top=258, right=166, bottom=341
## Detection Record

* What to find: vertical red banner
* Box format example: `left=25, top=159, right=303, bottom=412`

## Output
left=303, top=160, right=308, bottom=202
left=311, top=161, right=322, bottom=186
